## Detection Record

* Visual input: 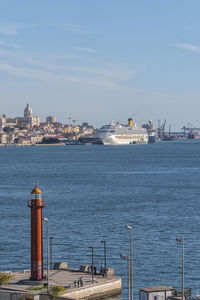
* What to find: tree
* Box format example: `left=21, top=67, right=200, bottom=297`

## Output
left=47, top=286, right=66, bottom=300
left=41, top=137, right=60, bottom=144
left=0, top=273, right=13, bottom=286
left=3, top=127, right=14, bottom=133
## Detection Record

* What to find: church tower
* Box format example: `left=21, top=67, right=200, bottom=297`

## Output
left=24, top=104, right=33, bottom=118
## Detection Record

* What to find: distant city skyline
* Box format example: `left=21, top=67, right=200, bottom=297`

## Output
left=0, top=0, right=200, bottom=130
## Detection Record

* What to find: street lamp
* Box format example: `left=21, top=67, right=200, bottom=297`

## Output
left=176, top=237, right=184, bottom=300
left=43, top=217, right=49, bottom=290
left=125, top=225, right=133, bottom=300
left=50, top=237, right=54, bottom=271
left=89, top=246, right=94, bottom=284
left=120, top=254, right=130, bottom=300
left=101, top=241, right=107, bottom=276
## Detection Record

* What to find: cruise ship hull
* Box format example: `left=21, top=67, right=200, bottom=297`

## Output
left=101, top=135, right=148, bottom=145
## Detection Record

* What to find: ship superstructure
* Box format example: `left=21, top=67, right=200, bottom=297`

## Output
left=96, top=118, right=148, bottom=145
left=142, top=120, right=157, bottom=143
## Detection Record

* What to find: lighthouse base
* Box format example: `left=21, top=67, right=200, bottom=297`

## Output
left=30, top=262, right=43, bottom=281
left=20, top=278, right=46, bottom=286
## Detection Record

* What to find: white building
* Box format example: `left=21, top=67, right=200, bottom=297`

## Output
left=0, top=115, right=6, bottom=130
left=17, top=104, right=40, bottom=128
left=140, top=286, right=175, bottom=300
left=24, top=104, right=40, bottom=127
left=24, top=104, right=32, bottom=118
left=0, top=133, right=8, bottom=143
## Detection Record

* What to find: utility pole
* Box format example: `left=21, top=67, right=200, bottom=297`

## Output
left=120, top=254, right=130, bottom=300
left=43, top=218, right=49, bottom=290
left=89, top=246, right=94, bottom=283
left=176, top=237, right=184, bottom=300
left=101, top=241, right=107, bottom=276
left=50, top=237, right=53, bottom=271
left=125, top=225, right=133, bottom=300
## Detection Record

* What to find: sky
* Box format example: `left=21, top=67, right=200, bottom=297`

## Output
left=0, top=0, right=200, bottom=129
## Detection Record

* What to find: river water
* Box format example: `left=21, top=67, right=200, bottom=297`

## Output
left=1, top=141, right=200, bottom=299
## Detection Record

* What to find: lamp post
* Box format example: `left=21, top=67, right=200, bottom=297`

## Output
left=125, top=225, right=133, bottom=300
left=89, top=246, right=94, bottom=284
left=120, top=254, right=130, bottom=300
left=101, top=241, right=107, bottom=276
left=176, top=237, right=184, bottom=300
left=50, top=237, right=53, bottom=271
left=43, top=217, right=49, bottom=290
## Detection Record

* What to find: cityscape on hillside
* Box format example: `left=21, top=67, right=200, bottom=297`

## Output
left=0, top=104, right=200, bottom=145
left=0, top=104, right=95, bottom=145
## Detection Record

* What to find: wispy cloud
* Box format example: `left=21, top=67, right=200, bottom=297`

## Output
left=176, top=43, right=200, bottom=53
left=0, top=39, right=20, bottom=49
left=54, top=23, right=87, bottom=34
left=63, top=65, right=135, bottom=81
left=0, top=24, right=22, bottom=36
left=0, top=62, right=120, bottom=88
left=26, top=22, right=88, bottom=35
left=73, top=47, right=97, bottom=54
left=0, top=20, right=135, bottom=89
left=0, top=22, right=87, bottom=36
left=0, top=63, right=50, bottom=80
left=0, top=48, right=85, bottom=63
left=0, top=53, right=135, bottom=90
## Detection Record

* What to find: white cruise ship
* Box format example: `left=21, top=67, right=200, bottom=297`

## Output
left=97, top=119, right=148, bottom=145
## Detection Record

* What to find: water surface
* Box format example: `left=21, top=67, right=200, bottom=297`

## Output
left=1, top=141, right=200, bottom=299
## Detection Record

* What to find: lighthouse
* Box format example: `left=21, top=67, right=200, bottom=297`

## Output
left=28, top=185, right=45, bottom=280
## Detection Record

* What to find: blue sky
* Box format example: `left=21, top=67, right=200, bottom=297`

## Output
left=0, top=0, right=200, bottom=129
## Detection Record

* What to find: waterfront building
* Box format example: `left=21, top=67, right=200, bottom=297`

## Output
left=0, top=132, right=8, bottom=143
left=18, top=138, right=31, bottom=145
left=29, top=136, right=43, bottom=144
left=139, top=286, right=175, bottom=300
left=0, top=132, right=16, bottom=144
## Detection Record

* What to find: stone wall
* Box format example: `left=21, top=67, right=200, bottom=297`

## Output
left=60, top=277, right=121, bottom=300
left=40, top=278, right=121, bottom=300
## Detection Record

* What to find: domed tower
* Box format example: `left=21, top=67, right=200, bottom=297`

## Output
left=24, top=104, right=33, bottom=118
left=28, top=185, right=45, bottom=280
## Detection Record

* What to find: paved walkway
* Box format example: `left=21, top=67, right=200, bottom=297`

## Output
left=1, top=270, right=117, bottom=292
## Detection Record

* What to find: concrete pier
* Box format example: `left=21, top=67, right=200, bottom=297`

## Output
left=0, top=269, right=122, bottom=300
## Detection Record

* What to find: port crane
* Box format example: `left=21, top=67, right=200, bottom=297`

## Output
left=181, top=123, right=200, bottom=139
left=157, top=119, right=166, bottom=139
left=181, top=123, right=200, bottom=132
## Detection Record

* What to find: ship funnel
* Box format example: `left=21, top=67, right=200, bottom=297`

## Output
left=128, top=118, right=133, bottom=126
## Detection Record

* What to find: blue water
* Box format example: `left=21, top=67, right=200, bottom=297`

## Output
left=1, top=141, right=200, bottom=299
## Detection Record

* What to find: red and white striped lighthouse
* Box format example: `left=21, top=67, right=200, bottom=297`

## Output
left=28, top=185, right=45, bottom=280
